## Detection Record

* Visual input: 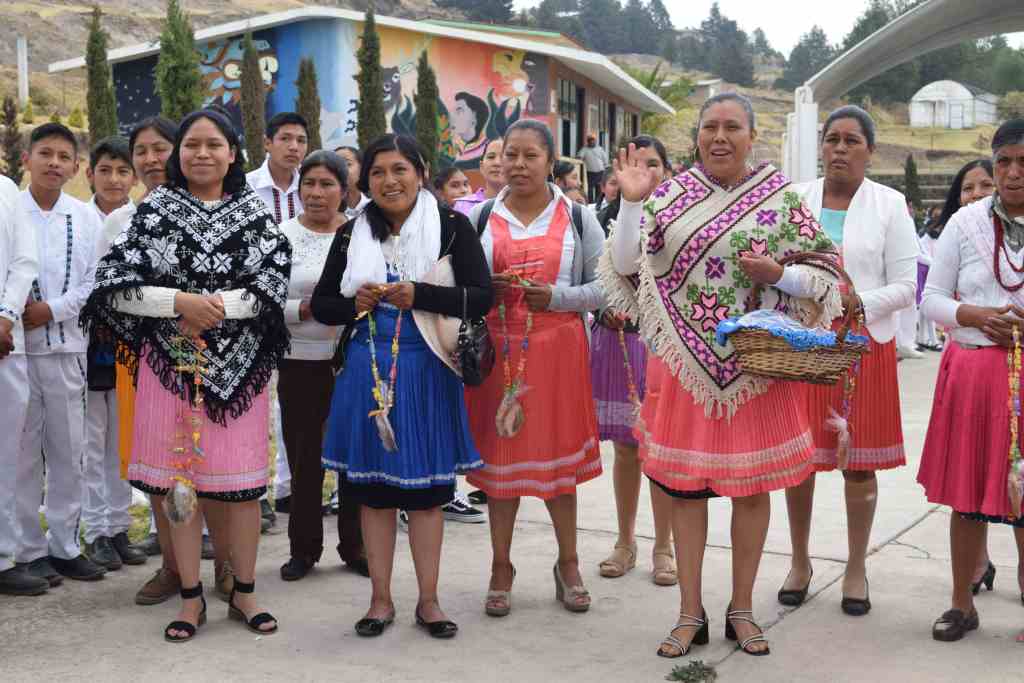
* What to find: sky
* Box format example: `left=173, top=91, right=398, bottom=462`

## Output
left=511, top=0, right=1024, bottom=57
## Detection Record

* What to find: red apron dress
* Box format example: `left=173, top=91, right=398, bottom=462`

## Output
left=466, top=202, right=601, bottom=500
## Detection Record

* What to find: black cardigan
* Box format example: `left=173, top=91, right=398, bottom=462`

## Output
left=311, top=207, right=494, bottom=326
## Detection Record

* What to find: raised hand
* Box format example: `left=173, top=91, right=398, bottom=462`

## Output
left=615, top=143, right=655, bottom=203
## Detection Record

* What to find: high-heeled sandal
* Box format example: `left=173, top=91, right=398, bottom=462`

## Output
left=485, top=565, right=516, bottom=617
left=651, top=550, right=677, bottom=586
left=598, top=542, right=637, bottom=578
left=971, top=562, right=995, bottom=595
left=164, top=583, right=207, bottom=643
left=228, top=579, right=278, bottom=635
left=840, top=578, right=871, bottom=616
left=778, top=568, right=813, bottom=606
left=657, top=610, right=708, bottom=658
left=553, top=564, right=591, bottom=613
left=725, top=605, right=770, bottom=656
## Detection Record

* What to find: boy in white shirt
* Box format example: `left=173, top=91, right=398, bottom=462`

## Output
left=0, top=174, right=44, bottom=595
left=16, top=123, right=106, bottom=584
left=246, top=112, right=310, bottom=525
left=81, top=136, right=147, bottom=571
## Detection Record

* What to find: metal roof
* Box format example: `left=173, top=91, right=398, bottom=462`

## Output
left=805, top=0, right=1024, bottom=102
left=48, top=6, right=673, bottom=115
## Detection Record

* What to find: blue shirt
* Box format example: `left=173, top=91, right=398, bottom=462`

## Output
left=820, top=208, right=847, bottom=247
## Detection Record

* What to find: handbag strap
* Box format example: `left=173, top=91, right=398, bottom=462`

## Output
left=461, top=286, right=468, bottom=322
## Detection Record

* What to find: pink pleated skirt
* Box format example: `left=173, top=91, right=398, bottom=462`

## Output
left=636, top=356, right=814, bottom=498
left=127, top=359, right=270, bottom=501
left=917, top=343, right=1022, bottom=520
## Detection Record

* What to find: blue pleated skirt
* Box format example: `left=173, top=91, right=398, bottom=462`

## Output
left=323, top=307, right=483, bottom=510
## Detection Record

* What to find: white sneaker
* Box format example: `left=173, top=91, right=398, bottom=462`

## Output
left=442, top=492, right=486, bottom=523
left=897, top=345, right=924, bottom=360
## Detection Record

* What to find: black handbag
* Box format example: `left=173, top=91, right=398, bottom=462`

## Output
left=86, top=335, right=117, bottom=392
left=457, top=287, right=494, bottom=387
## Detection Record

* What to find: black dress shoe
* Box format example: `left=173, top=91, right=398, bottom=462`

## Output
left=0, top=565, right=49, bottom=596
left=25, top=557, right=63, bottom=587
left=274, top=496, right=291, bottom=514
left=355, top=612, right=395, bottom=637
left=137, top=532, right=162, bottom=557
left=777, top=569, right=813, bottom=607
left=111, top=532, right=147, bottom=566
left=932, top=608, right=979, bottom=641
left=415, top=606, right=458, bottom=639
left=280, top=557, right=315, bottom=581
left=50, top=555, right=107, bottom=581
left=86, top=536, right=122, bottom=571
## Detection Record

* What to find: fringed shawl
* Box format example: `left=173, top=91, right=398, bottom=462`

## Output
left=599, top=163, right=842, bottom=418
left=80, top=184, right=291, bottom=425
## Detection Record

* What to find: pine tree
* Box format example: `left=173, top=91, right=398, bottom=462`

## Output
left=240, top=33, right=266, bottom=170
left=156, top=0, right=203, bottom=121
left=414, top=50, right=440, bottom=172
left=22, top=99, right=34, bottom=124
left=775, top=26, right=833, bottom=90
left=85, top=5, right=119, bottom=145
left=700, top=3, right=755, bottom=86
left=2, top=96, right=24, bottom=186
left=356, top=3, right=387, bottom=150
left=294, top=58, right=323, bottom=152
left=904, top=153, right=922, bottom=215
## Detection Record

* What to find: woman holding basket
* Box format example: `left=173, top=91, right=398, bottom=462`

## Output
left=602, top=93, right=843, bottom=658
left=780, top=106, right=919, bottom=616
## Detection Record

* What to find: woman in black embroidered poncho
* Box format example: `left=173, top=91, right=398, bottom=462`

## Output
left=81, top=110, right=290, bottom=643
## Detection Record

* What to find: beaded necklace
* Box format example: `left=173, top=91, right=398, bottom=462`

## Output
left=616, top=326, right=642, bottom=419
left=164, top=335, right=207, bottom=525
left=1008, top=326, right=1023, bottom=518
left=496, top=273, right=533, bottom=438
left=367, top=308, right=401, bottom=451
left=992, top=215, right=1024, bottom=292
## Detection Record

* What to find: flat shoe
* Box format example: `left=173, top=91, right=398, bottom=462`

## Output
left=415, top=606, right=458, bottom=639
left=840, top=578, right=871, bottom=616
left=932, top=608, right=979, bottom=642
left=355, top=613, right=395, bottom=637
left=778, top=568, right=813, bottom=607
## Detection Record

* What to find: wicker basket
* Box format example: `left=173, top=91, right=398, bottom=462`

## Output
left=728, top=252, right=868, bottom=385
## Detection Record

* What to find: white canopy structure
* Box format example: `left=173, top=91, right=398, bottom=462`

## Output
left=783, top=0, right=1024, bottom=182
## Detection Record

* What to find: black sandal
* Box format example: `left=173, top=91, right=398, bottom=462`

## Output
left=725, top=605, right=770, bottom=656
left=840, top=578, right=871, bottom=616
left=656, top=610, right=709, bottom=658
left=932, top=608, right=979, bottom=642
left=228, top=579, right=278, bottom=635
left=415, top=605, right=458, bottom=639
left=355, top=611, right=395, bottom=637
left=164, top=583, right=207, bottom=643
left=778, top=568, right=813, bottom=607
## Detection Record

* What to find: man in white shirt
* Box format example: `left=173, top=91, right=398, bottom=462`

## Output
left=16, top=123, right=106, bottom=583
left=81, top=136, right=147, bottom=572
left=246, top=112, right=310, bottom=525
left=578, top=134, right=609, bottom=205
left=0, top=175, right=44, bottom=595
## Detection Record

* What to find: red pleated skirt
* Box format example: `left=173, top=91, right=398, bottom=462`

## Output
left=466, top=312, right=601, bottom=500
left=917, top=343, right=1021, bottom=518
left=799, top=336, right=905, bottom=471
left=636, top=356, right=814, bottom=498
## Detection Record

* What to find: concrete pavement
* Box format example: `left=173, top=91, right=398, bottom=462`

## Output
left=2, top=352, right=1022, bottom=682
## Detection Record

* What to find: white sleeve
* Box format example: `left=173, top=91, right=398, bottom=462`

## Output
left=219, top=289, right=260, bottom=319
left=48, top=211, right=100, bottom=324
left=0, top=197, right=39, bottom=324
left=773, top=265, right=823, bottom=298
left=610, top=199, right=644, bottom=275
left=920, top=222, right=963, bottom=329
left=857, top=197, right=918, bottom=323
left=109, top=286, right=179, bottom=318
left=284, top=298, right=303, bottom=324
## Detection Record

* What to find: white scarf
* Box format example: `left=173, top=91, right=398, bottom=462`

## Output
left=340, top=189, right=442, bottom=296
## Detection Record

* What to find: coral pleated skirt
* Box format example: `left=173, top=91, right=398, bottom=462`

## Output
left=590, top=324, right=647, bottom=446
left=917, top=343, right=1024, bottom=525
left=466, top=311, right=601, bottom=500
left=127, top=356, right=270, bottom=502
left=636, top=356, right=814, bottom=498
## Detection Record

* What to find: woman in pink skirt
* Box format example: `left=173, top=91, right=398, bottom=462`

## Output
left=603, top=93, right=842, bottom=658
left=82, top=109, right=291, bottom=643
left=918, top=119, right=1024, bottom=643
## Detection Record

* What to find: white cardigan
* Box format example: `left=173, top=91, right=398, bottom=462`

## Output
left=794, top=178, right=918, bottom=343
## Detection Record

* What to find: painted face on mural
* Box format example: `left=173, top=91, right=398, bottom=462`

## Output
left=452, top=100, right=478, bottom=145
left=382, top=67, right=403, bottom=113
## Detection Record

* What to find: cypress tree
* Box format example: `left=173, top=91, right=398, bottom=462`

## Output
left=22, top=99, right=34, bottom=124
left=2, top=96, right=24, bottom=186
left=294, top=59, right=323, bottom=152
left=414, top=50, right=439, bottom=172
left=904, top=153, right=922, bottom=217
left=156, top=0, right=203, bottom=121
left=85, top=5, right=119, bottom=145
left=356, top=2, right=387, bottom=150
left=240, top=33, right=266, bottom=170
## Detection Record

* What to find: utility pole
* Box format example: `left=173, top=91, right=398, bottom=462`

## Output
left=17, top=37, right=29, bottom=107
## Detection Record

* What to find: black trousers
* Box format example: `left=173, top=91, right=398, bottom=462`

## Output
left=587, top=171, right=603, bottom=204
left=278, top=359, right=363, bottom=563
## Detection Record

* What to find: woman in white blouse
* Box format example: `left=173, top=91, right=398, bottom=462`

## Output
left=276, top=151, right=361, bottom=581
left=918, top=120, right=1024, bottom=643
left=781, top=106, right=919, bottom=616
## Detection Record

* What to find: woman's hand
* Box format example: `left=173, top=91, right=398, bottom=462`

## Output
left=356, top=284, right=386, bottom=315
left=298, top=298, right=312, bottom=322
left=614, top=143, right=654, bottom=203
left=958, top=304, right=1024, bottom=347
left=174, top=292, right=224, bottom=332
left=492, top=272, right=515, bottom=300
left=738, top=255, right=784, bottom=286
left=600, top=309, right=626, bottom=329
left=384, top=282, right=415, bottom=310
left=521, top=283, right=553, bottom=312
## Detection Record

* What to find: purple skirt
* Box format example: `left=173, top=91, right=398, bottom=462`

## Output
left=917, top=263, right=929, bottom=305
left=590, top=325, right=647, bottom=446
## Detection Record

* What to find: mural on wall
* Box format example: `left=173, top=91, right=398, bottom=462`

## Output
left=199, top=36, right=279, bottom=119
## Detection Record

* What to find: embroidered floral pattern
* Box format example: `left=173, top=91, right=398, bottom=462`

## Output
left=691, top=292, right=731, bottom=332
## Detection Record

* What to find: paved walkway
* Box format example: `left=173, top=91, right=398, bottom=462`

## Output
left=2, top=353, right=1022, bottom=682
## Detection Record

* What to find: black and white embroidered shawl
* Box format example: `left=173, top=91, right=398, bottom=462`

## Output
left=81, top=184, right=291, bottom=425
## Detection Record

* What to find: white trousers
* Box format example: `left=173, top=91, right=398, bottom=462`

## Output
left=916, top=307, right=939, bottom=347
left=0, top=356, right=29, bottom=571
left=15, top=353, right=87, bottom=562
left=896, top=305, right=918, bottom=350
left=81, top=388, right=132, bottom=543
